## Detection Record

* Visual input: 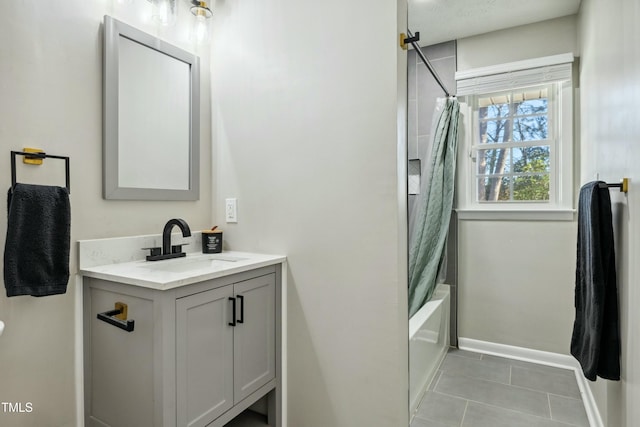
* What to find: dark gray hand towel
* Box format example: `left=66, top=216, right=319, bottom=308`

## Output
left=4, top=183, right=70, bottom=297
left=570, top=181, right=620, bottom=381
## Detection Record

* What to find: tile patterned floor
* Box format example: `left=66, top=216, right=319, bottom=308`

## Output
left=411, top=349, right=590, bottom=427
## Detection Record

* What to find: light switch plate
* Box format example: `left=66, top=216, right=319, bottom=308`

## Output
left=225, top=198, right=237, bottom=223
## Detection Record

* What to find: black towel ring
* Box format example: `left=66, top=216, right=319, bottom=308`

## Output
left=10, top=151, right=70, bottom=193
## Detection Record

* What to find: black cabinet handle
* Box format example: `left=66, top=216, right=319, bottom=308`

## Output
left=237, top=295, right=244, bottom=324
left=229, top=297, right=236, bottom=326
left=97, top=307, right=135, bottom=332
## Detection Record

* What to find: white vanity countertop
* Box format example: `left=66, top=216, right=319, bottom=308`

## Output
left=79, top=251, right=286, bottom=290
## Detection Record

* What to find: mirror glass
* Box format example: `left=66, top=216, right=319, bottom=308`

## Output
left=103, top=15, right=200, bottom=200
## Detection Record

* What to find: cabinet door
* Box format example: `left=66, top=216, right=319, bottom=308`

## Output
left=176, top=285, right=234, bottom=427
left=233, top=273, right=276, bottom=403
left=89, top=288, right=154, bottom=427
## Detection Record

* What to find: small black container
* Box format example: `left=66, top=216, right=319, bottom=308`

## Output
left=202, top=230, right=223, bottom=253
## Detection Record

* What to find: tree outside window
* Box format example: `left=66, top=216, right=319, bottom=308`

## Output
left=475, top=87, right=552, bottom=202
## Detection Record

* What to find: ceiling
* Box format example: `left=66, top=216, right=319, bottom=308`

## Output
left=408, top=0, right=582, bottom=46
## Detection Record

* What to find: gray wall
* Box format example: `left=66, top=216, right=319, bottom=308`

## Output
left=211, top=0, right=409, bottom=425
left=0, top=2, right=213, bottom=426
left=579, top=0, right=640, bottom=425
left=457, top=15, right=577, bottom=71
left=0, top=1, right=410, bottom=425
left=455, top=17, right=580, bottom=354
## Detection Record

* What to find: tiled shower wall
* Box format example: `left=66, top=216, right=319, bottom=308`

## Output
left=407, top=41, right=458, bottom=345
left=407, top=41, right=456, bottom=166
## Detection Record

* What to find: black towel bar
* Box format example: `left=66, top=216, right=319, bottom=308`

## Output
left=10, top=150, right=70, bottom=193
left=97, top=304, right=135, bottom=332
left=598, top=178, right=629, bottom=194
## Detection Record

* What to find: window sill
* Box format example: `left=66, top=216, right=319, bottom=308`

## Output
left=455, top=208, right=576, bottom=221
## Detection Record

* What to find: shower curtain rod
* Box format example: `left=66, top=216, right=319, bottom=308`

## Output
left=407, top=30, right=454, bottom=98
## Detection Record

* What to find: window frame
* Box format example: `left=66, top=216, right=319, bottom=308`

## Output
left=472, top=84, right=556, bottom=204
left=454, top=54, right=575, bottom=221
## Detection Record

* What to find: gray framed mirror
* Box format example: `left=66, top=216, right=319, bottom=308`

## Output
left=103, top=15, right=200, bottom=200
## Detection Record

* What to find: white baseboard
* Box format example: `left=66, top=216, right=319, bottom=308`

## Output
left=457, top=338, right=603, bottom=427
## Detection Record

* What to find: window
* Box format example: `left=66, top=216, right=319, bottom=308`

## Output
left=473, top=86, right=553, bottom=203
left=455, top=54, right=575, bottom=219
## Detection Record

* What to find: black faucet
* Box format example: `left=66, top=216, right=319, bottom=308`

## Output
left=162, top=218, right=191, bottom=255
left=146, top=218, right=192, bottom=261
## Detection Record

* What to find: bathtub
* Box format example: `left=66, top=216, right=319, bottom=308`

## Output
left=409, top=284, right=450, bottom=416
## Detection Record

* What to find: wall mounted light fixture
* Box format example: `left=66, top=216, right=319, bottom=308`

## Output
left=190, top=0, right=212, bottom=43
left=148, top=0, right=178, bottom=26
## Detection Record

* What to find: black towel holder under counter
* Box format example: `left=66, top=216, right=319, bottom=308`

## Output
left=97, top=302, right=135, bottom=332
left=10, top=150, right=70, bottom=193
left=599, top=178, right=629, bottom=194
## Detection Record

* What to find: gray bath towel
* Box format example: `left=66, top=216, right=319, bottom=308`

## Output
left=4, top=184, right=70, bottom=297
left=570, top=181, right=620, bottom=381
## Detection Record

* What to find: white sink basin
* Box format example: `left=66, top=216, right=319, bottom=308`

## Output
left=141, top=255, right=246, bottom=273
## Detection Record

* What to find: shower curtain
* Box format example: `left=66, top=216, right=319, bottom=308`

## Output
left=408, top=97, right=460, bottom=318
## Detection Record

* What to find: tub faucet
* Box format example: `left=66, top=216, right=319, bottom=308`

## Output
left=146, top=218, right=192, bottom=261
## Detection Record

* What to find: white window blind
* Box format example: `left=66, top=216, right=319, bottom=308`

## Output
left=456, top=53, right=574, bottom=96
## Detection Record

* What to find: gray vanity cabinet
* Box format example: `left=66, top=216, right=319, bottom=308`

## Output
left=84, top=265, right=281, bottom=427
left=176, top=273, right=276, bottom=427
